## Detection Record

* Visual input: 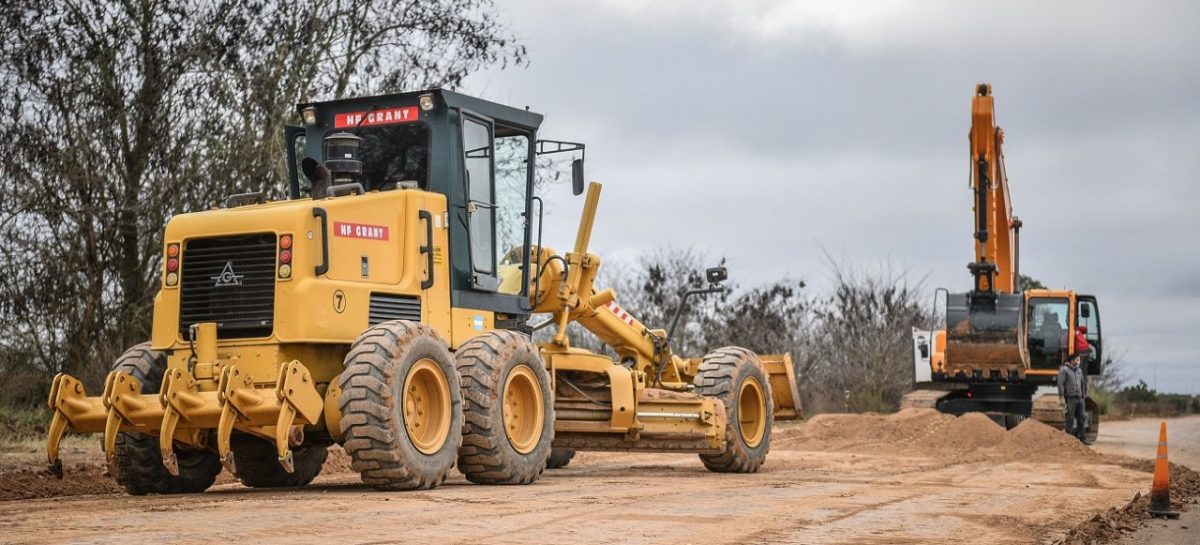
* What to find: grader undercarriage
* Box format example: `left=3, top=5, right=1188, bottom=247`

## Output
left=45, top=90, right=800, bottom=494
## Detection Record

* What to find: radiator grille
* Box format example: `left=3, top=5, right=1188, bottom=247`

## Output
left=179, top=233, right=276, bottom=338
left=368, top=293, right=422, bottom=326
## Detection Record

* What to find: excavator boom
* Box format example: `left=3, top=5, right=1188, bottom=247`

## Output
left=968, top=83, right=1019, bottom=295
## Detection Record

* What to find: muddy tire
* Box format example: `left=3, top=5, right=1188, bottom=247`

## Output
left=339, top=321, right=463, bottom=490
left=694, top=347, right=773, bottom=473
left=546, top=448, right=575, bottom=469
left=109, top=343, right=222, bottom=495
left=230, top=435, right=328, bottom=488
left=455, top=331, right=553, bottom=485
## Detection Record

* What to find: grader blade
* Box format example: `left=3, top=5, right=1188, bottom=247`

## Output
left=759, top=353, right=802, bottom=420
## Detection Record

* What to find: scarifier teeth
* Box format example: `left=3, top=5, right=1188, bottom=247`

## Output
left=49, top=459, right=63, bottom=480
left=163, top=451, right=179, bottom=476
left=278, top=451, right=295, bottom=474
left=221, top=452, right=238, bottom=476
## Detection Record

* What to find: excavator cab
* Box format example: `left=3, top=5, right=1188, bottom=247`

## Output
left=1024, top=291, right=1103, bottom=376
left=1026, top=295, right=1070, bottom=371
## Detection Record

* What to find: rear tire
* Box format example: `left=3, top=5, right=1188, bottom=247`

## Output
left=109, top=343, right=221, bottom=495
left=455, top=331, right=553, bottom=484
left=546, top=448, right=576, bottom=469
left=339, top=321, right=463, bottom=490
left=230, top=435, right=328, bottom=488
left=1003, top=414, right=1026, bottom=430
left=694, top=347, right=773, bottom=473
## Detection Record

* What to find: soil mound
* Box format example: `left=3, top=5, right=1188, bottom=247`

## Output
left=998, top=418, right=1099, bottom=462
left=777, top=408, right=1099, bottom=461
left=1055, top=461, right=1200, bottom=544
left=0, top=462, right=122, bottom=501
left=1, top=446, right=355, bottom=501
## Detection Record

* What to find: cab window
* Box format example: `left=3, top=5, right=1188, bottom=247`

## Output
left=1027, top=297, right=1069, bottom=369
left=356, top=124, right=430, bottom=190
left=462, top=116, right=497, bottom=289
left=494, top=129, right=531, bottom=295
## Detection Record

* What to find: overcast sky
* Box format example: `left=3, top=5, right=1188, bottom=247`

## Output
left=464, top=0, right=1200, bottom=393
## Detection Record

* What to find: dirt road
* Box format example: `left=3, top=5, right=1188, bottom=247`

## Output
left=1092, top=415, right=1200, bottom=469
left=5, top=409, right=1179, bottom=545
left=1092, top=416, right=1200, bottom=545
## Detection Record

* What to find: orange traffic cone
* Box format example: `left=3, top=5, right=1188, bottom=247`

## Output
left=1148, top=420, right=1180, bottom=519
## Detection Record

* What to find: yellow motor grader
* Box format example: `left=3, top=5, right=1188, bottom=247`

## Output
left=45, top=90, right=801, bottom=493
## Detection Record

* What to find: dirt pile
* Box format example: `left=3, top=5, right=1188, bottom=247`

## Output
left=0, top=462, right=122, bottom=501
left=776, top=408, right=1099, bottom=461
left=1053, top=462, right=1199, bottom=544
left=321, top=446, right=354, bottom=475
left=998, top=418, right=1099, bottom=461
left=0, top=446, right=355, bottom=501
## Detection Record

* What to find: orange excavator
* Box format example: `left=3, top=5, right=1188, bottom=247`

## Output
left=903, top=83, right=1104, bottom=441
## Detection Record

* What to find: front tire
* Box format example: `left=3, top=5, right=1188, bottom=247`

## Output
left=230, top=435, right=328, bottom=488
left=109, top=343, right=221, bottom=495
left=339, top=321, right=463, bottom=490
left=693, top=347, right=773, bottom=473
left=455, top=331, right=554, bottom=485
left=546, top=448, right=576, bottom=469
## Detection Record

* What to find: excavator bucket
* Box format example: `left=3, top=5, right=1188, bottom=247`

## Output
left=943, top=292, right=1025, bottom=377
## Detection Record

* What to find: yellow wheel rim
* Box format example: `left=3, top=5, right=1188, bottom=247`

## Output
left=502, top=365, right=544, bottom=454
left=402, top=358, right=452, bottom=455
left=737, top=377, right=766, bottom=448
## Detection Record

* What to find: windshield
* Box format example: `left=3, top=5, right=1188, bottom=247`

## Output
left=353, top=123, right=430, bottom=190
left=1028, top=297, right=1069, bottom=369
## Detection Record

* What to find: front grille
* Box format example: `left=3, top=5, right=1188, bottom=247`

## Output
left=369, top=293, right=422, bottom=326
left=179, top=233, right=277, bottom=338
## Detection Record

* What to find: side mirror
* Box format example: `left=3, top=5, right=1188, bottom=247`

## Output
left=1080, top=304, right=1090, bottom=319
left=918, top=342, right=930, bottom=359
left=706, top=266, right=728, bottom=285
left=571, top=158, right=585, bottom=196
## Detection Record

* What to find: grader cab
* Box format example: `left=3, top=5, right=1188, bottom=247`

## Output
left=46, top=90, right=800, bottom=494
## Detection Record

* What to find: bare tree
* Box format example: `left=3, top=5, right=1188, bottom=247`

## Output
left=0, top=0, right=525, bottom=406
left=806, top=256, right=930, bottom=413
left=1091, top=341, right=1131, bottom=394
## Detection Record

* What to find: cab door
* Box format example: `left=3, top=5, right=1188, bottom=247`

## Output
left=460, top=111, right=499, bottom=292
left=1077, top=295, right=1103, bottom=374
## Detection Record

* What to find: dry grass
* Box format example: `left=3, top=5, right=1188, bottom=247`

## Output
left=0, top=406, right=100, bottom=470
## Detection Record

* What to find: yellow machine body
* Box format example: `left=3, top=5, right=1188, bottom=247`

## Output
left=45, top=90, right=801, bottom=483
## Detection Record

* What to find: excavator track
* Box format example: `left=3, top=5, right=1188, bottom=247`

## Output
left=1031, top=393, right=1099, bottom=444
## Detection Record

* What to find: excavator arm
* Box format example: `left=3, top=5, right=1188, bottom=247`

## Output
left=968, top=83, right=1020, bottom=295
